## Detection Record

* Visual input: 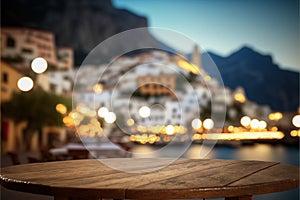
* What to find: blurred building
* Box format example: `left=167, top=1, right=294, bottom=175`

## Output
left=1, top=27, right=57, bottom=66
left=46, top=70, right=74, bottom=96
left=1, top=27, right=75, bottom=153
left=57, top=47, right=74, bottom=70
left=1, top=61, right=24, bottom=101
left=1, top=62, right=26, bottom=152
left=137, top=75, right=176, bottom=96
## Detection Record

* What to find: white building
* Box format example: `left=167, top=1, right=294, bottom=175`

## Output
left=46, top=70, right=75, bottom=96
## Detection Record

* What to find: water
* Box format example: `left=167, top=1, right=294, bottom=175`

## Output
left=132, top=143, right=299, bottom=200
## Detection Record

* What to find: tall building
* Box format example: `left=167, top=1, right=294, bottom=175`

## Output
left=191, top=45, right=202, bottom=72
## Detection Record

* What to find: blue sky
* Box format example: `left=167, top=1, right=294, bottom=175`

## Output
left=113, top=0, right=299, bottom=72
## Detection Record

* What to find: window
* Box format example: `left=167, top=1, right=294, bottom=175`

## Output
left=50, top=84, right=57, bottom=92
left=6, top=37, right=15, bottom=47
left=21, top=48, right=33, bottom=54
left=1, top=86, right=7, bottom=92
left=2, top=72, right=8, bottom=83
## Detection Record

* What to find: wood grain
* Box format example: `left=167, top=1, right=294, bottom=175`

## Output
left=1, top=158, right=299, bottom=199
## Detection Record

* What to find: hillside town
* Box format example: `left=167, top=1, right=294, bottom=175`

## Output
left=1, top=27, right=299, bottom=153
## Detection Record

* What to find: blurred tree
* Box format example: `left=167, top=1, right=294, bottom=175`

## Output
left=1, top=88, right=72, bottom=150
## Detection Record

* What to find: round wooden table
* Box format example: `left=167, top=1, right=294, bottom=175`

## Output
left=1, top=158, right=299, bottom=200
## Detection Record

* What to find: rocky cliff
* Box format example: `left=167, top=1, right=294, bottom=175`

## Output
left=2, top=0, right=161, bottom=65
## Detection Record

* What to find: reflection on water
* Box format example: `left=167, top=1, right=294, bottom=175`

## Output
left=132, top=143, right=299, bottom=200
left=132, top=143, right=299, bottom=165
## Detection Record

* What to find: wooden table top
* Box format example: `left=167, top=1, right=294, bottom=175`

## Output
left=1, top=158, right=299, bottom=199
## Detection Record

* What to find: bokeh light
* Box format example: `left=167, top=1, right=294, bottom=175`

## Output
left=17, top=77, right=34, bottom=92
left=191, top=118, right=202, bottom=129
left=139, top=106, right=151, bottom=118
left=250, top=119, right=260, bottom=129
left=203, top=118, right=214, bottom=130
left=240, top=116, right=251, bottom=127
left=31, top=57, right=48, bottom=74
left=104, top=112, right=116, bottom=124
left=56, top=104, right=67, bottom=115
left=127, top=118, right=135, bottom=126
left=93, top=83, right=103, bottom=94
left=98, top=107, right=109, bottom=118
left=292, top=115, right=300, bottom=128
left=258, top=120, right=267, bottom=129
left=166, top=125, right=175, bottom=135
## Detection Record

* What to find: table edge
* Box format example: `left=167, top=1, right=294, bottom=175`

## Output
left=1, top=158, right=299, bottom=199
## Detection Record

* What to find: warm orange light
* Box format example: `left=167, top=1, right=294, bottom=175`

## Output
left=56, top=104, right=67, bottom=115
left=177, top=60, right=200, bottom=74
left=203, top=119, right=214, bottom=130
left=290, top=129, right=300, bottom=137
left=228, top=125, right=234, bottom=132
left=234, top=93, right=246, bottom=103
left=93, top=83, right=103, bottom=94
left=63, top=116, right=74, bottom=127
left=193, top=133, right=202, bottom=140
left=204, top=75, right=211, bottom=81
left=127, top=118, right=135, bottom=126
left=268, top=112, right=283, bottom=121
left=197, top=131, right=284, bottom=140
left=271, top=126, right=278, bottom=131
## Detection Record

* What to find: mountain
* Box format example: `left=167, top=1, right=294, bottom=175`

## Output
left=1, top=0, right=168, bottom=65
left=204, top=46, right=299, bottom=112
left=2, top=1, right=298, bottom=111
